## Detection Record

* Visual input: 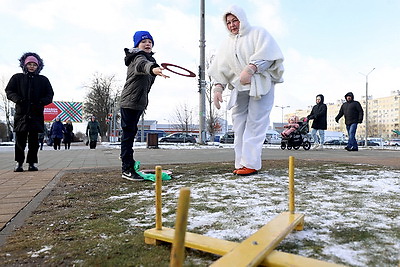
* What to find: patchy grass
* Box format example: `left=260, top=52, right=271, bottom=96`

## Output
left=0, top=160, right=399, bottom=266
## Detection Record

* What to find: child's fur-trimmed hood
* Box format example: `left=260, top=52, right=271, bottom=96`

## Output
left=19, top=52, right=44, bottom=74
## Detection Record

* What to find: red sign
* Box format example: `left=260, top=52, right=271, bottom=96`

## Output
left=44, top=103, right=60, bottom=121
left=44, top=101, right=83, bottom=122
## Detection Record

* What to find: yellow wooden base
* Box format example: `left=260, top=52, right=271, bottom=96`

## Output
left=211, top=212, right=304, bottom=266
left=144, top=212, right=344, bottom=266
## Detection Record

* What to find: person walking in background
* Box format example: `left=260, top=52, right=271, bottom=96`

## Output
left=5, top=52, right=54, bottom=172
left=50, top=117, right=65, bottom=150
left=208, top=5, right=284, bottom=176
left=63, top=120, right=74, bottom=149
left=335, top=92, right=364, bottom=151
left=120, top=30, right=168, bottom=181
left=86, top=116, right=101, bottom=149
left=307, top=94, right=327, bottom=150
left=38, top=126, right=48, bottom=150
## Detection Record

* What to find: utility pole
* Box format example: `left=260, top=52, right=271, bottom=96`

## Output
left=198, top=0, right=206, bottom=144
left=359, top=67, right=375, bottom=147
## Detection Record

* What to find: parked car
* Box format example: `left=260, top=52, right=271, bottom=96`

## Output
left=213, top=134, right=223, bottom=142
left=388, top=139, right=400, bottom=146
left=324, top=139, right=348, bottom=146
left=135, top=130, right=166, bottom=142
left=265, top=130, right=281, bottom=144
left=384, top=140, right=390, bottom=146
left=368, top=138, right=384, bottom=146
left=159, top=132, right=196, bottom=143
left=357, top=140, right=379, bottom=146
left=220, top=132, right=234, bottom=144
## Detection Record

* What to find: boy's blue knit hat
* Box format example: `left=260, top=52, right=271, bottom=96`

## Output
left=133, top=31, right=154, bottom=48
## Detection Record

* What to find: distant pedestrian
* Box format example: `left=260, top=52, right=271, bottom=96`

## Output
left=307, top=94, right=327, bottom=150
left=5, top=52, right=54, bottom=172
left=120, top=30, right=168, bottom=181
left=335, top=92, right=364, bottom=151
left=63, top=120, right=74, bottom=149
left=38, top=126, right=48, bottom=150
left=50, top=117, right=65, bottom=150
left=86, top=116, right=101, bottom=149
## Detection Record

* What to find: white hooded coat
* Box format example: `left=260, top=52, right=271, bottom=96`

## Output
left=207, top=5, right=284, bottom=171
left=208, top=5, right=284, bottom=101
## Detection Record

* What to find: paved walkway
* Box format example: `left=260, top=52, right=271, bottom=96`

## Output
left=0, top=142, right=399, bottom=245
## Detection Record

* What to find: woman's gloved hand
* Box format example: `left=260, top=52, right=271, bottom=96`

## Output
left=213, top=84, right=223, bottom=109
left=240, top=64, right=257, bottom=85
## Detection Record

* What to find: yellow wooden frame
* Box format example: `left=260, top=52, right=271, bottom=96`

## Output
left=144, top=157, right=346, bottom=266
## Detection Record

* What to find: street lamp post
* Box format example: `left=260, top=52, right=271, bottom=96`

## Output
left=380, top=112, right=387, bottom=148
left=275, top=105, right=290, bottom=130
left=359, top=68, right=375, bottom=147
left=198, top=0, right=206, bottom=144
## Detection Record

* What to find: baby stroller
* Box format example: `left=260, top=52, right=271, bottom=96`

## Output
left=280, top=117, right=311, bottom=150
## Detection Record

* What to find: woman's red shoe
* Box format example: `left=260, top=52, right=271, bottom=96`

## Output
left=236, top=167, right=258, bottom=176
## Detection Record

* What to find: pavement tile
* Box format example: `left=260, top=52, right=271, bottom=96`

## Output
left=0, top=197, right=33, bottom=205
left=0, top=202, right=27, bottom=215
left=0, top=214, right=14, bottom=226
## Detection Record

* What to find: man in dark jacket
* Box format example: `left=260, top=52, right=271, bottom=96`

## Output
left=5, top=52, right=54, bottom=171
left=307, top=94, right=327, bottom=150
left=120, top=31, right=168, bottom=181
left=335, top=92, right=364, bottom=151
left=86, top=116, right=101, bottom=149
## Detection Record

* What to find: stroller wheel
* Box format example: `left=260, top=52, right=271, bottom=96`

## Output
left=293, top=146, right=300, bottom=150
left=303, top=141, right=311, bottom=150
left=287, top=146, right=292, bottom=150
left=280, top=143, right=286, bottom=150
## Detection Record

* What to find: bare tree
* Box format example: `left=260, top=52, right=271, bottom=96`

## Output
left=0, top=77, right=14, bottom=141
left=83, top=73, right=120, bottom=140
left=172, top=103, right=195, bottom=133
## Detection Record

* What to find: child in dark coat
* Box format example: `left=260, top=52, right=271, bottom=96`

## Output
left=120, top=31, right=168, bottom=181
left=5, top=52, right=54, bottom=172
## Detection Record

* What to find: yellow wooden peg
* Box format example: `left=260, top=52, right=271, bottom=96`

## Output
left=155, top=166, right=163, bottom=230
left=170, top=187, right=191, bottom=267
left=289, top=156, right=295, bottom=214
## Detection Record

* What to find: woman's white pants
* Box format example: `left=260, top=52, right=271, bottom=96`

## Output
left=231, top=86, right=274, bottom=170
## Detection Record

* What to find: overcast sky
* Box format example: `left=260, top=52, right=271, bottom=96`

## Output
left=1, top=0, right=399, bottom=128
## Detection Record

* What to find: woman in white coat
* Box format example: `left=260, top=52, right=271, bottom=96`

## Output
left=208, top=5, right=284, bottom=176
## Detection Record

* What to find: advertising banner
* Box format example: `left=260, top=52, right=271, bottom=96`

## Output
left=44, top=101, right=83, bottom=122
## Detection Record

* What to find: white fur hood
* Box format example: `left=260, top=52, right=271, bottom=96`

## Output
left=208, top=5, right=284, bottom=100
